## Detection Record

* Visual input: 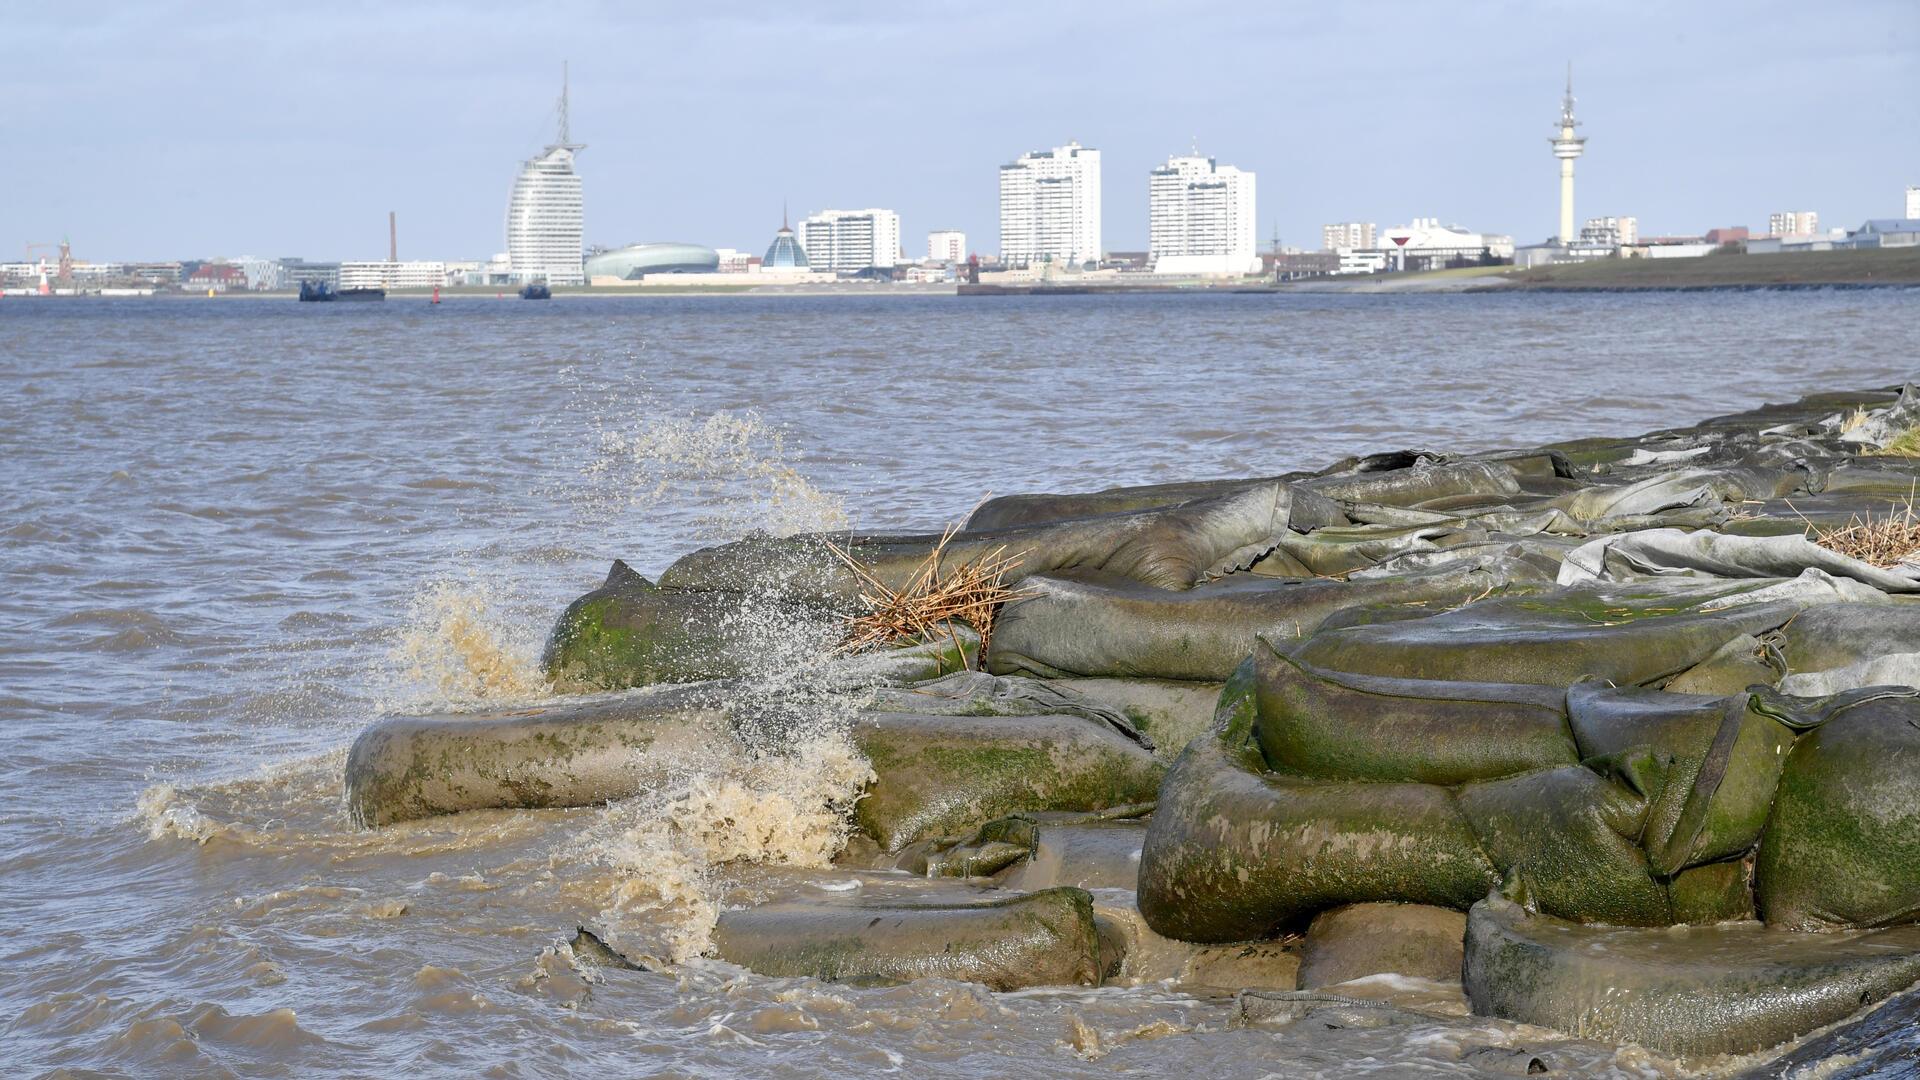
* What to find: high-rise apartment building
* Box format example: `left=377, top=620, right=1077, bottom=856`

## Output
left=1322, top=222, right=1376, bottom=251
left=1904, top=186, right=1918, bottom=220
left=928, top=229, right=966, bottom=264
left=506, top=69, right=585, bottom=286
left=797, top=209, right=901, bottom=273
left=998, top=142, right=1102, bottom=267
left=1768, top=211, right=1820, bottom=237
left=1147, top=155, right=1258, bottom=275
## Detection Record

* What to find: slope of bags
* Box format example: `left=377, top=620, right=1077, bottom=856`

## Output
left=344, top=383, right=1920, bottom=1063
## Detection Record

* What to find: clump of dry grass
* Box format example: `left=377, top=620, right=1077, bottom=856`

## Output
left=826, top=526, right=1033, bottom=666
left=1809, top=494, right=1920, bottom=568
left=1839, top=407, right=1871, bottom=435
left=1871, top=426, right=1920, bottom=458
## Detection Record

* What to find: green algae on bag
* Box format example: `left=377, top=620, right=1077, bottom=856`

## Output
left=1455, top=762, right=1672, bottom=927
left=1465, top=892, right=1920, bottom=1056
left=987, top=561, right=1522, bottom=682
left=542, top=560, right=838, bottom=690
left=711, top=886, right=1110, bottom=990
left=1567, top=683, right=1798, bottom=876
left=1292, top=581, right=1807, bottom=687
left=1136, top=663, right=1497, bottom=943
left=1252, top=639, right=1576, bottom=785
left=850, top=711, right=1164, bottom=853
left=659, top=481, right=1293, bottom=600
left=1757, top=690, right=1920, bottom=930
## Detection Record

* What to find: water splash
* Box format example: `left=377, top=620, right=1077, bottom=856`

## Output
left=381, top=388, right=875, bottom=964
left=581, top=730, right=875, bottom=965
left=563, top=395, right=850, bottom=543
left=567, top=583, right=882, bottom=965
left=382, top=577, right=549, bottom=710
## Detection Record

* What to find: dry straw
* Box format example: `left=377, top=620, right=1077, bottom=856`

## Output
left=1802, top=483, right=1920, bottom=568
left=825, top=525, right=1033, bottom=667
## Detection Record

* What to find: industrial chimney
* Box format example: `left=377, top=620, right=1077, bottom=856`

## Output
left=389, top=211, right=397, bottom=263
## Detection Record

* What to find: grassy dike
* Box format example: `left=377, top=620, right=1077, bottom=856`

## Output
left=1489, top=245, right=1920, bottom=291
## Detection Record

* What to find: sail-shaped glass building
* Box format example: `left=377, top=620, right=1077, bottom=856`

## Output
left=507, top=70, right=585, bottom=286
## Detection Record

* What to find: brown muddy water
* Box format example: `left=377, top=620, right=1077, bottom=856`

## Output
left=4, top=291, right=1917, bottom=1078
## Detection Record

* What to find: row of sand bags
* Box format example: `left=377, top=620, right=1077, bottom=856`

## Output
left=1136, top=632, right=1920, bottom=942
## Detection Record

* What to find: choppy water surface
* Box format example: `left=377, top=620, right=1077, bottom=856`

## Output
left=3, top=291, right=1916, bottom=1078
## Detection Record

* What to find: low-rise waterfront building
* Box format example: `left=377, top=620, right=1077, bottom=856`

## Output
left=1267, top=252, right=1340, bottom=280
left=224, top=256, right=281, bottom=290
left=1747, top=235, right=1834, bottom=255
left=1148, top=154, right=1258, bottom=276
left=278, top=259, right=340, bottom=290
left=1626, top=239, right=1718, bottom=258
left=798, top=209, right=902, bottom=273
left=1838, top=218, right=1920, bottom=249
left=1369, top=218, right=1512, bottom=272
left=338, top=261, right=448, bottom=290
left=927, top=229, right=966, bottom=265
left=999, top=141, right=1102, bottom=268
left=1581, top=216, right=1638, bottom=247
left=1336, top=249, right=1390, bottom=274
left=583, top=243, right=722, bottom=280
left=124, top=262, right=186, bottom=285
left=186, top=263, right=250, bottom=292
left=714, top=248, right=757, bottom=273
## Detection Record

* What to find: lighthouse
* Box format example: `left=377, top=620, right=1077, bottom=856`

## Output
left=1550, top=64, right=1586, bottom=244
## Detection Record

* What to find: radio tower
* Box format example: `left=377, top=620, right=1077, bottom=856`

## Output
left=1550, top=63, right=1587, bottom=245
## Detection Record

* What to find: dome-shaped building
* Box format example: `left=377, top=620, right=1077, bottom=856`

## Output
left=763, top=211, right=809, bottom=270
left=584, top=242, right=722, bottom=280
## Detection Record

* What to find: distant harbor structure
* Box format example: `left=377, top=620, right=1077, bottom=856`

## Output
left=506, top=66, right=586, bottom=286
left=999, top=142, right=1102, bottom=268
left=1550, top=64, right=1587, bottom=244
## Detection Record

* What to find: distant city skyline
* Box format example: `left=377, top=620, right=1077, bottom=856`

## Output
left=7, top=1, right=1917, bottom=262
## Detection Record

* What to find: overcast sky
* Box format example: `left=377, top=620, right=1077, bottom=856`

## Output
left=7, top=1, right=1916, bottom=262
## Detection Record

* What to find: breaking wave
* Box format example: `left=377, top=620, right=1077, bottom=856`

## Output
left=379, top=396, right=877, bottom=965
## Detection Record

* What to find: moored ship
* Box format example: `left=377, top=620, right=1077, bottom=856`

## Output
left=299, top=281, right=386, bottom=302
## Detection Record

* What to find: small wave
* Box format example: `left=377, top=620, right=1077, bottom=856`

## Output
left=183, top=1002, right=330, bottom=1050
left=135, top=784, right=275, bottom=847
left=404, top=477, right=498, bottom=492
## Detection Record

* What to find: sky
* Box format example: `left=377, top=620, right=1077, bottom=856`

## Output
left=6, top=1, right=1917, bottom=262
